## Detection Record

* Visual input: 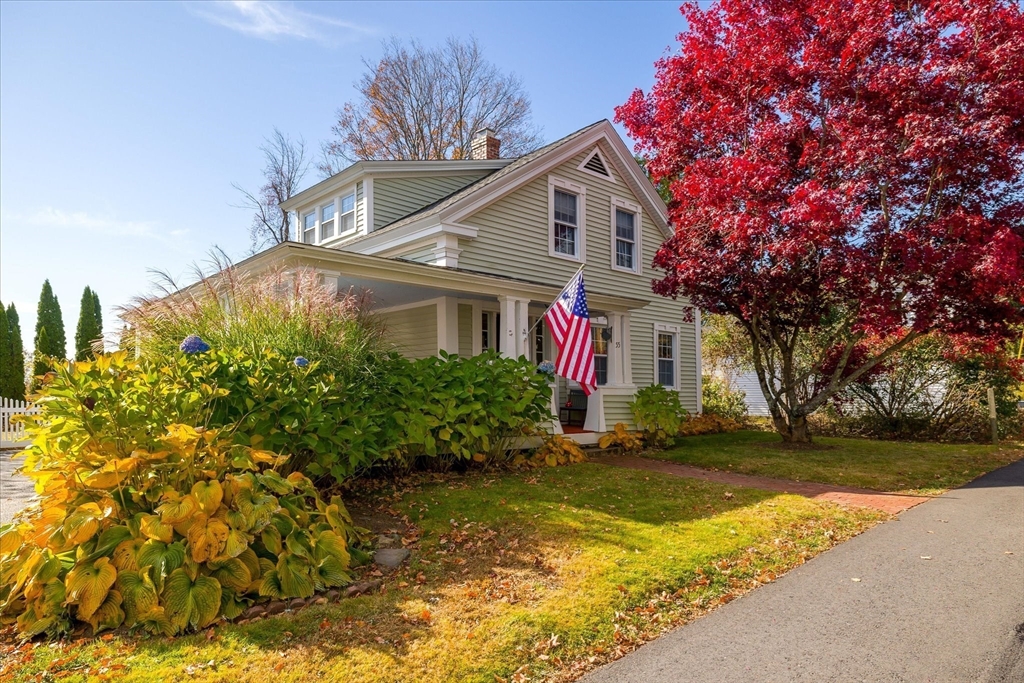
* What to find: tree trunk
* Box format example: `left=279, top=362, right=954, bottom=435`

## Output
left=772, top=413, right=812, bottom=443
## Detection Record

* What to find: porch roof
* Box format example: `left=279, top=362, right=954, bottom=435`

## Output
left=236, top=243, right=652, bottom=312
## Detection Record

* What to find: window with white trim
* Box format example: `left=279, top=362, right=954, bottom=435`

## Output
left=554, top=190, right=578, bottom=256
left=549, top=176, right=586, bottom=261
left=320, top=201, right=336, bottom=241
left=339, top=192, right=356, bottom=233
left=302, top=212, right=316, bottom=244
left=655, top=323, right=679, bottom=389
left=611, top=197, right=641, bottom=274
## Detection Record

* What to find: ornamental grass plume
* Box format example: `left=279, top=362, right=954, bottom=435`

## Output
left=121, top=249, right=389, bottom=382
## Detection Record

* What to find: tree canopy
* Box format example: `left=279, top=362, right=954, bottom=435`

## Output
left=75, top=286, right=103, bottom=361
left=321, top=36, right=541, bottom=171
left=3, top=303, right=26, bottom=400
left=35, top=280, right=66, bottom=360
left=617, top=0, right=1024, bottom=441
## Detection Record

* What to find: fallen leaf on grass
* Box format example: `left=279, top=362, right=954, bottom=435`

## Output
left=920, top=556, right=932, bottom=560
left=851, top=578, right=861, bottom=582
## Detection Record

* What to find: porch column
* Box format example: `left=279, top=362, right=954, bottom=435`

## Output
left=437, top=297, right=460, bottom=356
left=497, top=295, right=530, bottom=358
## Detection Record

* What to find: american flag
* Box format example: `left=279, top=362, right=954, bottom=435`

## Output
left=544, top=268, right=597, bottom=395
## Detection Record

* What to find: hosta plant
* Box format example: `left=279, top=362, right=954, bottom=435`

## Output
left=517, top=434, right=587, bottom=468
left=0, top=354, right=355, bottom=639
left=598, top=422, right=644, bottom=452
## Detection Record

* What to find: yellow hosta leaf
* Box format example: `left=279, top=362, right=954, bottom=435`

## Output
left=191, top=480, right=223, bottom=514
left=87, top=588, right=124, bottom=634
left=472, top=453, right=487, bottom=463
left=112, top=537, right=145, bottom=571
left=0, top=525, right=24, bottom=556
left=210, top=557, right=251, bottom=592
left=63, top=503, right=105, bottom=545
left=65, top=557, right=117, bottom=621
left=140, top=514, right=173, bottom=543
left=162, top=568, right=221, bottom=633
left=156, top=493, right=198, bottom=525
left=30, top=506, right=66, bottom=546
left=116, top=566, right=159, bottom=625
left=83, top=457, right=141, bottom=488
left=187, top=515, right=229, bottom=563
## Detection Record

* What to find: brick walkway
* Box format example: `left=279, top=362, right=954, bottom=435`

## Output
left=593, top=455, right=930, bottom=514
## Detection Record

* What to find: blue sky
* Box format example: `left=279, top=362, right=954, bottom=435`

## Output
left=0, top=0, right=683, bottom=357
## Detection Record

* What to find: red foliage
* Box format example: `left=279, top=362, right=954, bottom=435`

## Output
left=617, top=0, right=1024, bottom=348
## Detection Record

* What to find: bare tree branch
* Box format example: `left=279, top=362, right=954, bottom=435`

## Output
left=234, top=128, right=310, bottom=251
left=320, top=36, right=542, bottom=174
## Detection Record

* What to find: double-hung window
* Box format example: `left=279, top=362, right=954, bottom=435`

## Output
left=611, top=198, right=641, bottom=274
left=549, top=177, right=585, bottom=261
left=302, top=212, right=316, bottom=244
left=553, top=190, right=578, bottom=256
left=339, top=192, right=356, bottom=233
left=655, top=324, right=679, bottom=389
left=320, top=202, right=336, bottom=241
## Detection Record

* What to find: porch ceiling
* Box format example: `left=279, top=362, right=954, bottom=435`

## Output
left=236, top=243, right=652, bottom=312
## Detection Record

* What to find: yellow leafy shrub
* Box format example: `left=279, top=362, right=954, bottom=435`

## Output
left=516, top=434, right=588, bottom=468
left=678, top=414, right=743, bottom=436
left=598, top=423, right=645, bottom=452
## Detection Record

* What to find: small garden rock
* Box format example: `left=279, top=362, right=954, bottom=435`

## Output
left=242, top=605, right=266, bottom=620
left=288, top=598, right=307, bottom=610
left=374, top=548, right=410, bottom=568
left=265, top=600, right=287, bottom=616
left=376, top=534, right=401, bottom=549
left=326, top=589, right=341, bottom=601
left=345, top=579, right=383, bottom=598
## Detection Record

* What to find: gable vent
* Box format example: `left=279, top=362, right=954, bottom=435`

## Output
left=583, top=150, right=610, bottom=177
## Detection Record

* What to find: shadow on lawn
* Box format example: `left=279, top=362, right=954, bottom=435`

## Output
left=100, top=464, right=784, bottom=677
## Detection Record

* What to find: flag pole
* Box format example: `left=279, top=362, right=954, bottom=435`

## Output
left=523, top=263, right=585, bottom=345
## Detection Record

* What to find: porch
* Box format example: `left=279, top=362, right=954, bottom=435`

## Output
left=250, top=243, right=650, bottom=440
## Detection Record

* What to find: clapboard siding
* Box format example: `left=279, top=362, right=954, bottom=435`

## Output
left=457, top=304, right=473, bottom=357
left=381, top=304, right=437, bottom=360
left=604, top=394, right=635, bottom=429
left=373, top=174, right=488, bottom=231
left=355, top=181, right=365, bottom=233
left=457, top=144, right=699, bottom=411
left=718, top=370, right=770, bottom=416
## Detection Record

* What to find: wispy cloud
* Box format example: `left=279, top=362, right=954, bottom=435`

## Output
left=5, top=207, right=186, bottom=241
left=188, top=1, right=373, bottom=44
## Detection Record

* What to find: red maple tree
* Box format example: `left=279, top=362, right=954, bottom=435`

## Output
left=618, top=0, right=1024, bottom=442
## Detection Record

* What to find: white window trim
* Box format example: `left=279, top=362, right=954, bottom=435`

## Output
left=301, top=211, right=317, bottom=244
left=610, top=196, right=642, bottom=275
left=548, top=175, right=586, bottom=262
left=577, top=147, right=616, bottom=183
left=654, top=322, right=680, bottom=390
left=320, top=197, right=338, bottom=242
left=337, top=188, right=358, bottom=237
left=301, top=185, right=358, bottom=246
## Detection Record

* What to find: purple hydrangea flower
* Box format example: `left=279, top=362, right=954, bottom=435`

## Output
left=179, top=335, right=210, bottom=354
left=294, top=356, right=310, bottom=368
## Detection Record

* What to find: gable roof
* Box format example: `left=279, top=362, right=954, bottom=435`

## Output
left=343, top=120, right=671, bottom=250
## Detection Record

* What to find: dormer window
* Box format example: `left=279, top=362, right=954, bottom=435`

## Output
left=339, top=192, right=355, bottom=233
left=320, top=202, right=336, bottom=241
left=302, top=212, right=316, bottom=244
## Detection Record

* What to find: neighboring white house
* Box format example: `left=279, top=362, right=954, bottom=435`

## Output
left=239, top=120, right=700, bottom=440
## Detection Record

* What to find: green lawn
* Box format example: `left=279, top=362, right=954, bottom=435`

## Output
left=2, top=464, right=883, bottom=683
left=657, top=431, right=1024, bottom=495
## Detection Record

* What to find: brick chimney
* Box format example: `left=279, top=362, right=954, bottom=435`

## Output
left=471, top=128, right=501, bottom=160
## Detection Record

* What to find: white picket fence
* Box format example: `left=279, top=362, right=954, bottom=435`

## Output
left=1, top=397, right=38, bottom=448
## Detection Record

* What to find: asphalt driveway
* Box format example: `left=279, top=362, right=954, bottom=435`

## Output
left=584, top=458, right=1024, bottom=683
left=0, top=449, right=33, bottom=524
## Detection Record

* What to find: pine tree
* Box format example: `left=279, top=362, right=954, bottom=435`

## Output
left=75, top=286, right=102, bottom=360
left=6, top=303, right=26, bottom=400
left=34, top=280, right=66, bottom=360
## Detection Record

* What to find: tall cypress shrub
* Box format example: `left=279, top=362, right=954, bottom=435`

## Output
left=75, top=286, right=102, bottom=360
left=6, top=303, right=26, bottom=400
left=92, top=290, right=102, bottom=334
left=35, top=280, right=66, bottom=360
left=0, top=304, right=10, bottom=399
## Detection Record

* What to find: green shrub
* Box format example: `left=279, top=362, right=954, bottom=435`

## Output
left=629, top=384, right=688, bottom=447
left=701, top=375, right=748, bottom=420
left=0, top=353, right=355, bottom=639
left=391, top=350, right=552, bottom=465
